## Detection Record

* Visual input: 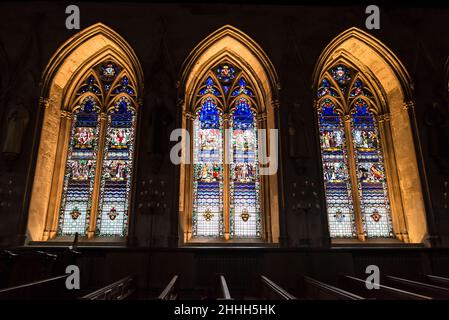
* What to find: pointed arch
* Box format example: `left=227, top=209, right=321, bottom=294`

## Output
left=313, top=27, right=428, bottom=243
left=179, top=25, right=280, bottom=113
left=178, top=25, right=281, bottom=244
left=27, top=23, right=143, bottom=242
left=40, top=23, right=143, bottom=101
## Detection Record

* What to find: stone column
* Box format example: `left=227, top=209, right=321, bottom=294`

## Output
left=183, top=110, right=195, bottom=242
left=377, top=112, right=409, bottom=242
left=343, top=114, right=365, bottom=241
left=87, top=111, right=107, bottom=239
left=43, top=109, right=73, bottom=240
left=403, top=101, right=438, bottom=246
left=257, top=112, right=271, bottom=242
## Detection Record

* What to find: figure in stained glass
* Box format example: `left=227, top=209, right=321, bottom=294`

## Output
left=191, top=63, right=261, bottom=239
left=110, top=128, right=131, bottom=149
left=73, top=127, right=95, bottom=149
left=317, top=64, right=393, bottom=238
left=58, top=60, right=138, bottom=238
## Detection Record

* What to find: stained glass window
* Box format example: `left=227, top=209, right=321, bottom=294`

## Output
left=229, top=98, right=261, bottom=238
left=317, top=64, right=394, bottom=239
left=58, top=96, right=100, bottom=236
left=192, top=97, right=224, bottom=237
left=191, top=63, right=262, bottom=239
left=57, top=61, right=138, bottom=238
left=351, top=98, right=393, bottom=237
left=96, top=97, right=136, bottom=237
left=318, top=98, right=355, bottom=238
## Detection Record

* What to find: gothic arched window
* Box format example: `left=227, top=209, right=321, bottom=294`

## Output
left=27, top=23, right=144, bottom=243
left=58, top=62, right=138, bottom=238
left=317, top=64, right=394, bottom=239
left=191, top=66, right=262, bottom=239
left=178, top=26, right=280, bottom=244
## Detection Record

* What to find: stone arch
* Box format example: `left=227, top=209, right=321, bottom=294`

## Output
left=177, top=25, right=282, bottom=244
left=313, top=27, right=428, bottom=243
left=27, top=23, right=143, bottom=242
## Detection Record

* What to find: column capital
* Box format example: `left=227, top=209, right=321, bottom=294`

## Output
left=257, top=112, right=268, bottom=122
left=271, top=99, right=280, bottom=109
left=183, top=110, right=195, bottom=121
left=60, top=110, right=72, bottom=119
left=377, top=112, right=391, bottom=122
left=100, top=112, right=108, bottom=121
left=403, top=100, right=416, bottom=111
left=40, top=97, right=50, bottom=109
left=177, top=98, right=185, bottom=108
left=222, top=113, right=231, bottom=123
left=137, top=98, right=144, bottom=107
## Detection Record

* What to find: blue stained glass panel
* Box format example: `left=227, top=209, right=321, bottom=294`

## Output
left=318, top=99, right=356, bottom=238
left=192, top=99, right=224, bottom=237
left=96, top=97, right=136, bottom=237
left=199, top=97, right=220, bottom=129
left=230, top=98, right=261, bottom=238
left=112, top=76, right=135, bottom=95
left=233, top=98, right=254, bottom=130
left=351, top=100, right=393, bottom=238
left=231, top=77, right=254, bottom=97
left=331, top=65, right=351, bottom=85
left=198, top=77, right=221, bottom=97
left=58, top=96, right=100, bottom=236
left=319, top=65, right=394, bottom=239
left=216, top=64, right=235, bottom=83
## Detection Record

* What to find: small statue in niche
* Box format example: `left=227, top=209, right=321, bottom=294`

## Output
left=2, top=96, right=30, bottom=162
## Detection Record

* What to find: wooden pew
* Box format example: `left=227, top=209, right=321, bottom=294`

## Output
left=216, top=274, right=233, bottom=300
left=299, top=276, right=365, bottom=300
left=80, top=275, right=135, bottom=300
left=260, top=275, right=297, bottom=300
left=0, top=274, right=74, bottom=300
left=339, top=275, right=432, bottom=300
left=0, top=250, right=19, bottom=288
left=1, top=250, right=61, bottom=287
left=158, top=275, right=179, bottom=300
left=426, top=275, right=449, bottom=288
left=385, top=275, right=449, bottom=299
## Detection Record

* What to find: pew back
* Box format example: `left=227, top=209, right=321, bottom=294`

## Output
left=260, top=275, right=297, bottom=300
left=340, top=276, right=432, bottom=300
left=80, top=275, right=135, bottom=300
left=0, top=274, right=73, bottom=300
left=158, top=275, right=179, bottom=300
left=301, top=276, right=365, bottom=300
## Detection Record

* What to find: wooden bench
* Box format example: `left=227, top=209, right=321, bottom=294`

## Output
left=260, top=275, right=297, bottom=300
left=0, top=250, right=19, bottom=288
left=300, top=276, right=365, bottom=300
left=426, top=275, right=449, bottom=288
left=339, top=275, right=432, bottom=300
left=80, top=275, right=135, bottom=300
left=0, top=274, right=74, bottom=300
left=385, top=275, right=449, bottom=299
left=158, top=275, right=179, bottom=300
left=216, top=274, right=233, bottom=300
